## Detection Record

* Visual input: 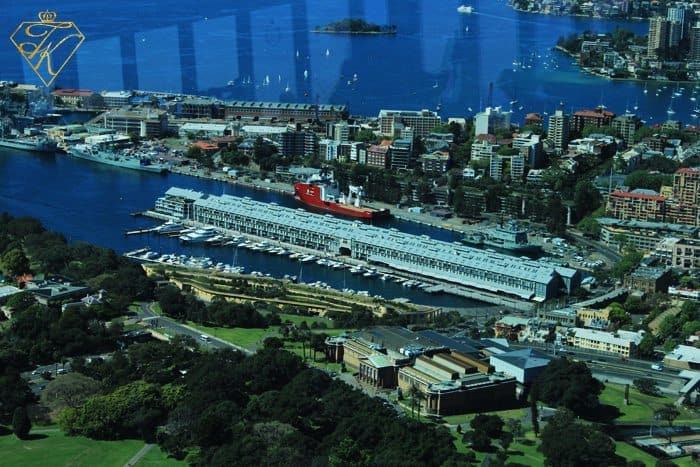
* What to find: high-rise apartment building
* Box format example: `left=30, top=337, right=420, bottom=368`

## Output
left=690, top=22, right=700, bottom=61
left=474, top=107, right=512, bottom=136
left=612, top=113, right=642, bottom=145
left=647, top=16, right=670, bottom=59
left=547, top=110, right=570, bottom=151
left=572, top=107, right=615, bottom=135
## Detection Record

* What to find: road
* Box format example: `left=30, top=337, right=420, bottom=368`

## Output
left=136, top=302, right=252, bottom=354
left=567, top=229, right=622, bottom=265
left=511, top=342, right=687, bottom=392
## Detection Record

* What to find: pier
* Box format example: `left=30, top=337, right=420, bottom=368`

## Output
left=146, top=187, right=582, bottom=305
left=125, top=227, right=157, bottom=236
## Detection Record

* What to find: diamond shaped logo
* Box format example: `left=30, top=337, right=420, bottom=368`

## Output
left=10, top=11, right=85, bottom=87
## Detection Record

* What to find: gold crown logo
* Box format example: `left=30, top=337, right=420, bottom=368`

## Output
left=38, top=11, right=57, bottom=23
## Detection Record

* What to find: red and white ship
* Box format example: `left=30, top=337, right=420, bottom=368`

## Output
left=293, top=173, right=390, bottom=220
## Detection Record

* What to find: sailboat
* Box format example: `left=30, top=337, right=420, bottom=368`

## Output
left=353, top=73, right=358, bottom=82
left=303, top=69, right=308, bottom=80
left=296, top=50, right=300, bottom=58
left=325, top=48, right=330, bottom=57
left=432, top=81, right=438, bottom=88
left=667, top=99, right=676, bottom=116
left=643, top=82, right=648, bottom=94
left=263, top=75, right=270, bottom=86
left=284, top=82, right=290, bottom=93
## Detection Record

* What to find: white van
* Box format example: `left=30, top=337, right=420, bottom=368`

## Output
left=199, top=334, right=210, bottom=342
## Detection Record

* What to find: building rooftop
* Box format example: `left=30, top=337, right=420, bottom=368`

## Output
left=162, top=187, right=579, bottom=299
left=629, top=266, right=669, bottom=280
left=416, top=330, right=480, bottom=356
left=610, top=190, right=666, bottom=202
left=571, top=327, right=644, bottom=346
left=490, top=348, right=552, bottom=370
left=52, top=89, right=94, bottom=97
left=0, top=285, right=21, bottom=299
left=226, top=100, right=346, bottom=112
left=180, top=122, right=228, bottom=131
left=596, top=217, right=698, bottom=235
left=666, top=345, right=700, bottom=364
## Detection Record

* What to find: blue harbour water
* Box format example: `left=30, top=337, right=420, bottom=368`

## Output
left=0, top=149, right=469, bottom=308
left=1, top=0, right=696, bottom=122
left=0, top=1, right=696, bottom=307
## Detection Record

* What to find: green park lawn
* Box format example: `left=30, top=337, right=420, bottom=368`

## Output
left=614, top=441, right=661, bottom=465
left=0, top=428, right=176, bottom=467
left=135, top=445, right=185, bottom=466
left=600, top=383, right=698, bottom=423
left=188, top=322, right=273, bottom=349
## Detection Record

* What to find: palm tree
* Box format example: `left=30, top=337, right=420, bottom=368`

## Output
left=408, top=384, right=426, bottom=419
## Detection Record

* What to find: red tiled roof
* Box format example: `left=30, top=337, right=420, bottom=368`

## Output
left=476, top=134, right=497, bottom=143
left=192, top=142, right=218, bottom=150
left=610, top=190, right=666, bottom=201
left=525, top=113, right=542, bottom=121
left=379, top=139, right=393, bottom=147
left=676, top=167, right=700, bottom=175
left=51, top=89, right=94, bottom=97
left=574, top=108, right=614, bottom=118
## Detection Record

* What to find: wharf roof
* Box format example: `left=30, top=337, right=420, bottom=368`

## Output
left=490, top=348, right=552, bottom=370
left=378, top=109, right=439, bottom=118
left=164, top=187, right=578, bottom=290
left=51, top=89, right=95, bottom=97
left=225, top=100, right=346, bottom=112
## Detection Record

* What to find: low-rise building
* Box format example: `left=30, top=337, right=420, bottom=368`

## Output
left=489, top=348, right=552, bottom=384
left=624, top=266, right=673, bottom=293
left=536, top=307, right=577, bottom=327
left=366, top=145, right=390, bottom=168
left=421, top=151, right=450, bottom=174
left=664, top=344, right=700, bottom=370
left=494, top=316, right=531, bottom=341
left=670, top=238, right=700, bottom=270
left=101, top=91, right=133, bottom=108
left=102, top=108, right=169, bottom=138
left=178, top=122, right=229, bottom=138
left=51, top=89, right=104, bottom=109
left=568, top=328, right=644, bottom=357
left=597, top=217, right=698, bottom=252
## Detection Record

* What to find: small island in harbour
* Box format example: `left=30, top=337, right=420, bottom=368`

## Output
left=313, top=18, right=397, bottom=35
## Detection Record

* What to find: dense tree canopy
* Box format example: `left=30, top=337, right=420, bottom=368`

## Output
left=532, top=359, right=603, bottom=416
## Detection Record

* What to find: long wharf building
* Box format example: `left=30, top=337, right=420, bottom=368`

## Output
left=154, top=188, right=580, bottom=301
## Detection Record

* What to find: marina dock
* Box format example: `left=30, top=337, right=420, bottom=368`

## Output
left=139, top=187, right=581, bottom=307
